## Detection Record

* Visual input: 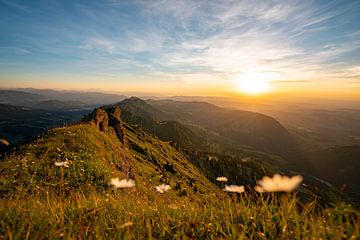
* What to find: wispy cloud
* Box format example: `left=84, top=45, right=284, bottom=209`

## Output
left=0, top=47, right=32, bottom=54
left=1, top=0, right=30, bottom=12
left=107, top=0, right=358, bottom=88
left=81, top=37, right=116, bottom=54
left=1, top=0, right=359, bottom=92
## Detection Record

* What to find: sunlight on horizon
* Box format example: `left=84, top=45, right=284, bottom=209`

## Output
left=235, top=71, right=272, bottom=95
left=0, top=0, right=360, bottom=99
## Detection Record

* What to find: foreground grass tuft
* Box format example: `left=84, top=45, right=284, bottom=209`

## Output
left=0, top=192, right=359, bottom=239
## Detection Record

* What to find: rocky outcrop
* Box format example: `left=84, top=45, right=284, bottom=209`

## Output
left=94, top=108, right=108, bottom=131
left=86, top=106, right=127, bottom=145
left=108, top=106, right=126, bottom=145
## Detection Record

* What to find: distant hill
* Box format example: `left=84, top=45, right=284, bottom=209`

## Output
left=117, top=98, right=300, bottom=158
left=0, top=89, right=127, bottom=107
left=116, top=97, right=209, bottom=150
left=0, top=90, right=48, bottom=107
left=300, top=145, right=360, bottom=200
left=17, top=88, right=127, bottom=106
left=33, top=100, right=88, bottom=110
left=262, top=107, right=360, bottom=151
left=0, top=89, right=127, bottom=146
left=0, top=103, right=90, bottom=145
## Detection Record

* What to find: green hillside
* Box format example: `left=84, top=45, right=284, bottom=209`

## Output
left=299, top=146, right=360, bottom=202
left=0, top=107, right=359, bottom=239
left=117, top=98, right=209, bottom=150
left=0, top=122, right=215, bottom=200
left=120, top=98, right=300, bottom=158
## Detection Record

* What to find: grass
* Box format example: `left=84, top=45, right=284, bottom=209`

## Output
left=0, top=123, right=359, bottom=239
left=1, top=191, right=358, bottom=239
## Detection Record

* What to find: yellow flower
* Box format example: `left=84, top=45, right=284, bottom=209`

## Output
left=216, top=176, right=228, bottom=182
left=110, top=178, right=136, bottom=189
left=255, top=174, right=303, bottom=193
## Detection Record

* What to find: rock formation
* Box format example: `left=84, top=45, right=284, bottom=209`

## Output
left=108, top=106, right=126, bottom=145
left=94, top=108, right=108, bottom=131
left=86, top=106, right=127, bottom=145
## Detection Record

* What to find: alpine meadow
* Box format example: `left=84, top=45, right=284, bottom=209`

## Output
left=1, top=1, right=360, bottom=239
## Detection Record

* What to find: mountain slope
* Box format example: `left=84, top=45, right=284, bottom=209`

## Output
left=0, top=107, right=358, bottom=239
left=0, top=115, right=217, bottom=199
left=130, top=98, right=300, bottom=157
left=117, top=97, right=208, bottom=150
left=300, top=145, right=360, bottom=200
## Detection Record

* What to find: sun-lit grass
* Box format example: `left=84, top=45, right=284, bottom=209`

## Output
left=0, top=123, right=359, bottom=239
left=0, top=191, right=358, bottom=239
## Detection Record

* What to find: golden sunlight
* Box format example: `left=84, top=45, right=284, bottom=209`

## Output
left=236, top=71, right=271, bottom=95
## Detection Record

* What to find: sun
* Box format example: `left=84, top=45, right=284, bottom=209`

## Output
left=235, top=71, right=271, bottom=95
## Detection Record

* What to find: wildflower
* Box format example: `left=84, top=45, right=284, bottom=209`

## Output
left=110, top=178, right=135, bottom=189
left=0, top=139, right=9, bottom=146
left=216, top=176, right=228, bottom=182
left=255, top=174, right=303, bottom=193
left=223, top=185, right=245, bottom=193
left=54, top=160, right=69, bottom=168
left=155, top=184, right=171, bottom=193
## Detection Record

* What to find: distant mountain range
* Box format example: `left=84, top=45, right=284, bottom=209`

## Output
left=0, top=101, right=348, bottom=208
left=0, top=89, right=359, bottom=204
left=117, top=97, right=300, bottom=159
left=0, top=103, right=88, bottom=145
left=0, top=89, right=127, bottom=107
left=0, top=89, right=128, bottom=145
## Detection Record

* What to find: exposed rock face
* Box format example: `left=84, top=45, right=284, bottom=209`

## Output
left=108, top=106, right=126, bottom=145
left=94, top=108, right=108, bottom=131
left=86, top=106, right=127, bottom=145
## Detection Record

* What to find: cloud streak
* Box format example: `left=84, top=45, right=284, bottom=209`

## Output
left=1, top=0, right=359, bottom=93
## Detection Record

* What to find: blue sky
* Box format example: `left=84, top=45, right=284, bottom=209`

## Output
left=0, top=0, right=359, bottom=96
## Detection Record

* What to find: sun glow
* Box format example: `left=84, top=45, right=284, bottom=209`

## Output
left=236, top=71, right=271, bottom=95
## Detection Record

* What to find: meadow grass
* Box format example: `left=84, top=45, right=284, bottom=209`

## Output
left=0, top=124, right=359, bottom=239
left=0, top=190, right=359, bottom=239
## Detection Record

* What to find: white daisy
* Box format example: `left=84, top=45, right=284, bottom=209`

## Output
left=110, top=178, right=136, bottom=189
left=155, top=184, right=171, bottom=193
left=255, top=174, right=303, bottom=193
left=223, top=185, right=245, bottom=193
left=54, top=160, right=69, bottom=168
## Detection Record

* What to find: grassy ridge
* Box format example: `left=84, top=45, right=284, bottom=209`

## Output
left=0, top=123, right=359, bottom=239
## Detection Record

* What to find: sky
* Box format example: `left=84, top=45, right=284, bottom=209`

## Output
left=0, top=0, right=360, bottom=98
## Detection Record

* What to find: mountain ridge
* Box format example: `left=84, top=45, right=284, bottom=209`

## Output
left=117, top=97, right=300, bottom=158
left=0, top=104, right=358, bottom=239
